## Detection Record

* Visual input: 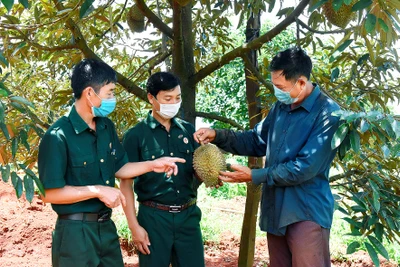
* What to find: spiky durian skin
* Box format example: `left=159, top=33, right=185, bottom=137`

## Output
left=322, top=0, right=356, bottom=28
left=193, top=144, right=226, bottom=187
left=127, top=5, right=145, bottom=33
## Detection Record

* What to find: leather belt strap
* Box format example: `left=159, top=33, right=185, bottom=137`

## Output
left=140, top=198, right=197, bottom=213
left=58, top=211, right=112, bottom=222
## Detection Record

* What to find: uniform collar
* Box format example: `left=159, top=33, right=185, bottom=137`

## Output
left=68, top=105, right=106, bottom=134
left=145, top=111, right=186, bottom=132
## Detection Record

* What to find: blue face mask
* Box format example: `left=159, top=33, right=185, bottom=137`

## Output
left=90, top=91, right=116, bottom=117
left=273, top=81, right=300, bottom=105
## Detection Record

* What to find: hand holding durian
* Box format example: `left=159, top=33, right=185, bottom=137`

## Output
left=193, top=128, right=251, bottom=185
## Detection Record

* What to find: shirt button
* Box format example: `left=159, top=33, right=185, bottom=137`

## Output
left=177, top=190, right=180, bottom=193
left=152, top=155, right=155, bottom=159
left=106, top=180, right=109, bottom=184
left=187, top=150, right=189, bottom=153
left=83, top=162, right=86, bottom=165
left=168, top=134, right=171, bottom=137
left=100, top=159, right=104, bottom=163
left=170, top=152, right=174, bottom=156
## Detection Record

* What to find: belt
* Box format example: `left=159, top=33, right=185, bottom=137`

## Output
left=140, top=199, right=196, bottom=213
left=58, top=211, right=112, bottom=222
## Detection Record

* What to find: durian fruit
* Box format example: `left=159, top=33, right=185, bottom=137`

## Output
left=322, top=0, right=356, bottom=29
left=193, top=143, right=226, bottom=187
left=127, top=5, right=145, bottom=33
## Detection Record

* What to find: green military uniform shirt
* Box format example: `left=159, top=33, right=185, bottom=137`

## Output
left=122, top=112, right=200, bottom=205
left=38, top=105, right=128, bottom=215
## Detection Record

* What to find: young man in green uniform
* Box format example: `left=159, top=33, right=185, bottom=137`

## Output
left=120, top=72, right=204, bottom=267
left=38, top=59, right=185, bottom=267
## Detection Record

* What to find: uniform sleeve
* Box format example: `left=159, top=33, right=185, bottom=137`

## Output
left=38, top=129, right=67, bottom=189
left=122, top=127, right=141, bottom=163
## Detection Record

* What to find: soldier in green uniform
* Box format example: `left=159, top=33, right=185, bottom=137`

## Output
left=38, top=59, right=185, bottom=267
left=120, top=72, right=204, bottom=267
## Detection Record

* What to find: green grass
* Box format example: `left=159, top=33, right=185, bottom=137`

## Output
left=113, top=183, right=400, bottom=264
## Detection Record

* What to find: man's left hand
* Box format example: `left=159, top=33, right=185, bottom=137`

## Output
left=219, top=164, right=252, bottom=183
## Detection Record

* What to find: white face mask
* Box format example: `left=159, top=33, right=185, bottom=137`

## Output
left=156, top=100, right=181, bottom=119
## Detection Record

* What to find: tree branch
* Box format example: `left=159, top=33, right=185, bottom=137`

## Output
left=242, top=55, right=273, bottom=94
left=135, top=0, right=173, bottom=39
left=190, top=0, right=311, bottom=85
left=329, top=169, right=364, bottom=184
left=195, top=111, right=245, bottom=130
left=297, top=19, right=357, bottom=35
left=52, top=0, right=148, bottom=102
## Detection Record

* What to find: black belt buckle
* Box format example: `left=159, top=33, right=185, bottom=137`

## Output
left=169, top=205, right=182, bottom=213
left=97, top=211, right=111, bottom=222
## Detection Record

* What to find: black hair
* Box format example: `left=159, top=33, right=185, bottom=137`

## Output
left=70, top=58, right=117, bottom=99
left=146, top=72, right=180, bottom=97
left=268, top=47, right=312, bottom=81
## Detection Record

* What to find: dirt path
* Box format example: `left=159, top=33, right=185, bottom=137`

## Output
left=0, top=181, right=396, bottom=267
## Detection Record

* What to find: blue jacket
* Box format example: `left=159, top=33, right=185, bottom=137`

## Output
left=213, top=86, right=340, bottom=235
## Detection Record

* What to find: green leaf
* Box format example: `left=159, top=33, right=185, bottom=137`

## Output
left=0, top=122, right=10, bottom=140
left=346, top=241, right=360, bottom=254
left=32, top=175, right=45, bottom=196
left=79, top=0, right=95, bottom=19
left=371, top=189, right=380, bottom=212
left=11, top=137, right=18, bottom=159
left=351, top=0, right=372, bottom=12
left=336, top=39, right=353, bottom=52
left=19, top=129, right=30, bottom=151
left=0, top=82, right=12, bottom=96
left=374, top=223, right=383, bottom=241
left=349, top=129, right=360, bottom=153
left=10, top=101, right=26, bottom=113
left=367, top=235, right=389, bottom=260
left=365, top=14, right=377, bottom=33
left=381, top=145, right=390, bottom=158
left=0, top=102, right=4, bottom=122
left=360, top=119, right=370, bottom=133
left=9, top=95, right=35, bottom=108
left=330, top=67, right=340, bottom=82
left=1, top=164, right=10, bottom=182
left=357, top=53, right=369, bottom=65
left=1, top=0, right=14, bottom=12
left=378, top=18, right=389, bottom=32
left=23, top=174, right=34, bottom=203
left=381, top=119, right=396, bottom=139
left=18, top=0, right=28, bottom=8
left=276, top=7, right=294, bottom=18
left=364, top=242, right=380, bottom=267
left=331, top=123, right=349, bottom=149
left=11, top=171, right=23, bottom=199
left=0, top=52, right=9, bottom=67
left=309, top=0, right=328, bottom=13
left=344, top=0, right=353, bottom=4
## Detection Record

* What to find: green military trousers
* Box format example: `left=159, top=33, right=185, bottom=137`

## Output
left=138, top=204, right=205, bottom=267
left=52, top=218, right=124, bottom=267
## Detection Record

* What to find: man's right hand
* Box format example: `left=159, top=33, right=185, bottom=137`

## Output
left=96, top=186, right=126, bottom=208
left=193, top=128, right=216, bottom=144
left=130, top=225, right=151, bottom=255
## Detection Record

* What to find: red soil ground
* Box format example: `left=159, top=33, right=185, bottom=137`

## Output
left=0, top=181, right=397, bottom=267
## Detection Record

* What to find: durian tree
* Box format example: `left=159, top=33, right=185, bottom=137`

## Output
left=0, top=0, right=399, bottom=265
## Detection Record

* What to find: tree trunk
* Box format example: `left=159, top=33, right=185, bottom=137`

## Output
left=172, top=2, right=196, bottom=125
left=238, top=12, right=263, bottom=267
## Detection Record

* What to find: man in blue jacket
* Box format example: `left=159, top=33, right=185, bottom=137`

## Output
left=194, top=47, right=340, bottom=267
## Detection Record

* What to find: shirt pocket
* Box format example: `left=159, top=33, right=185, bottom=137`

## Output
left=70, top=154, right=96, bottom=185
left=141, top=147, right=165, bottom=161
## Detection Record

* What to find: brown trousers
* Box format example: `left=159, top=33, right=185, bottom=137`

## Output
left=267, top=220, right=331, bottom=267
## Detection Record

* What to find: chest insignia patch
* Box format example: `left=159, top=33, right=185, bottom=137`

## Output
left=183, top=137, right=189, bottom=144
